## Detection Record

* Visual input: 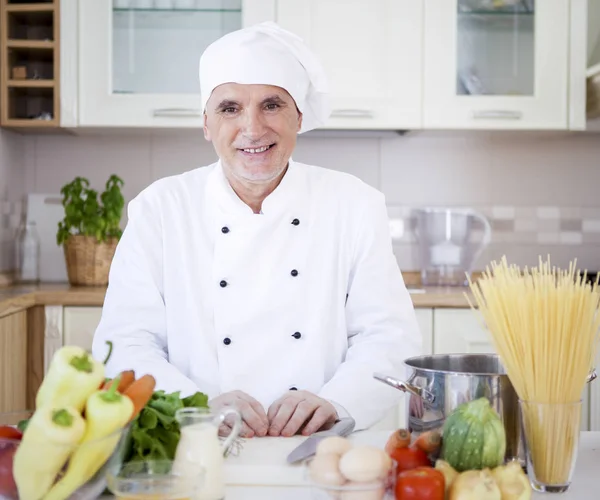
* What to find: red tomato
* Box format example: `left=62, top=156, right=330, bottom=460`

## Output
left=0, top=427, right=22, bottom=441
left=0, top=446, right=18, bottom=498
left=388, top=445, right=430, bottom=473
left=395, top=467, right=445, bottom=500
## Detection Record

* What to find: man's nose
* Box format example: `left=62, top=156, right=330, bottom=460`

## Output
left=241, top=108, right=267, bottom=140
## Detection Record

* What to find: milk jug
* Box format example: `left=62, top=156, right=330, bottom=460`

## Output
left=173, top=406, right=242, bottom=500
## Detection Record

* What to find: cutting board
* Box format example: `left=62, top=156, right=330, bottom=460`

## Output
left=223, top=431, right=390, bottom=486
left=25, top=193, right=68, bottom=282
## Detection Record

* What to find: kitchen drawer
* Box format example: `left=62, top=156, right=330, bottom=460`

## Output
left=63, top=306, right=103, bottom=353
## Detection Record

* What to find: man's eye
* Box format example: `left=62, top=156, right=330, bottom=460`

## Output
left=265, top=103, right=280, bottom=110
left=223, top=107, right=237, bottom=114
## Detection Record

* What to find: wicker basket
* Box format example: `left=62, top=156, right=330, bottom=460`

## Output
left=63, top=235, right=118, bottom=286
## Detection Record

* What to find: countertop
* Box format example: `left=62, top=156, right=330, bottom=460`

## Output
left=222, top=430, right=600, bottom=499
left=100, top=430, right=600, bottom=499
left=0, top=281, right=474, bottom=319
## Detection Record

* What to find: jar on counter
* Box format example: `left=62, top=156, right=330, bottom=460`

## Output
left=15, top=220, right=40, bottom=284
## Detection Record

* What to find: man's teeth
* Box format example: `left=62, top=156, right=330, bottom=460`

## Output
left=243, top=145, right=270, bottom=154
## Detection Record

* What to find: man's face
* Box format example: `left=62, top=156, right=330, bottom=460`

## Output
left=203, top=83, right=302, bottom=184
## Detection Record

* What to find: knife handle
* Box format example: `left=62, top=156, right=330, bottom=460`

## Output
left=317, top=417, right=355, bottom=437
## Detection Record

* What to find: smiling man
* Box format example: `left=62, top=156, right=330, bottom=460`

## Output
left=92, top=21, right=421, bottom=438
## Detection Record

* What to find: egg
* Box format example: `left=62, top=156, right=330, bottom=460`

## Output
left=339, top=446, right=390, bottom=483
left=309, top=453, right=346, bottom=487
left=316, top=436, right=353, bottom=457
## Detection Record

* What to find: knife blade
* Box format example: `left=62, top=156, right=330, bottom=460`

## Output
left=286, top=417, right=356, bottom=464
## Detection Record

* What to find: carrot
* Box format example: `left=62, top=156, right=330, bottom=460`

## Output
left=102, top=370, right=135, bottom=393
left=385, top=428, right=411, bottom=456
left=123, top=374, right=156, bottom=422
left=414, top=429, right=442, bottom=454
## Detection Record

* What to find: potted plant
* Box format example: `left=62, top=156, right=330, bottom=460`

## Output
left=56, top=175, right=125, bottom=286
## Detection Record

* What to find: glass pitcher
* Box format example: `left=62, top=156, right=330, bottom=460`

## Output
left=172, top=407, right=242, bottom=500
left=414, top=207, right=492, bottom=286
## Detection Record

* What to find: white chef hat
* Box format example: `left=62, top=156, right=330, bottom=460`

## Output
left=199, top=21, right=330, bottom=134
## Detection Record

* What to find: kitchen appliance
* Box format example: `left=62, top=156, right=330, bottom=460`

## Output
left=374, top=355, right=597, bottom=466
left=25, top=193, right=68, bottom=282
left=286, top=418, right=356, bottom=464
left=413, top=207, right=491, bottom=286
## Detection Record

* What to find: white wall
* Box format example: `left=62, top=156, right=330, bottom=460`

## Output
left=14, top=129, right=600, bottom=272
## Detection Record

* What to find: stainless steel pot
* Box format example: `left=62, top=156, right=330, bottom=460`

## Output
left=374, top=354, right=597, bottom=465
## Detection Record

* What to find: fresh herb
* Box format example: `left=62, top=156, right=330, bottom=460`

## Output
left=56, top=175, right=125, bottom=245
left=124, top=390, right=209, bottom=462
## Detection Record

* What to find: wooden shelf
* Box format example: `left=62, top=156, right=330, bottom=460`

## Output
left=8, top=78, right=54, bottom=87
left=1, top=0, right=60, bottom=128
left=1, top=117, right=58, bottom=127
left=6, top=39, right=54, bottom=49
left=5, top=3, right=54, bottom=13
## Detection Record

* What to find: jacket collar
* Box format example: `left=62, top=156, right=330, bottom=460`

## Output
left=209, top=158, right=307, bottom=217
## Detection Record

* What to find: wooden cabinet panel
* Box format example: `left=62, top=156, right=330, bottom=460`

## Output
left=0, top=311, right=27, bottom=414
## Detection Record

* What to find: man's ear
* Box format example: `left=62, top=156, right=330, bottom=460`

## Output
left=203, top=112, right=211, bottom=141
left=297, top=111, right=303, bottom=132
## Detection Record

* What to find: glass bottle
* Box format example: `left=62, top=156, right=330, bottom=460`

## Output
left=15, top=220, right=40, bottom=284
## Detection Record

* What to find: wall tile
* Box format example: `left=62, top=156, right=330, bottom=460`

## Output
left=32, top=134, right=152, bottom=205
left=492, top=206, right=515, bottom=219
left=380, top=132, right=493, bottom=206
left=560, top=219, right=583, bottom=231
left=583, top=220, right=600, bottom=232
left=293, top=136, right=380, bottom=188
left=150, top=131, right=218, bottom=181
left=559, top=232, right=583, bottom=245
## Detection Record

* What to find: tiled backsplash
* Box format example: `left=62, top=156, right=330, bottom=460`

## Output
left=393, top=205, right=600, bottom=246
left=0, top=129, right=598, bottom=275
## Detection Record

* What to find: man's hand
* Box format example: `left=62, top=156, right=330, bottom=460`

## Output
left=267, top=390, right=338, bottom=437
left=209, top=390, right=269, bottom=438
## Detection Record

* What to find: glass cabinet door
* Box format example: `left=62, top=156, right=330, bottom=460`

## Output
left=112, top=1, right=242, bottom=96
left=78, top=0, right=275, bottom=126
left=424, top=0, right=569, bottom=129
left=456, top=0, right=534, bottom=98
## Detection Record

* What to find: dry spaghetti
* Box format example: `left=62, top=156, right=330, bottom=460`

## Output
left=466, top=256, right=600, bottom=486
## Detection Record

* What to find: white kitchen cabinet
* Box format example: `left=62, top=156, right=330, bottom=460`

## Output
left=423, top=0, right=574, bottom=130
left=62, top=306, right=103, bottom=353
left=76, top=0, right=276, bottom=127
left=276, top=0, right=423, bottom=130
left=433, top=308, right=494, bottom=355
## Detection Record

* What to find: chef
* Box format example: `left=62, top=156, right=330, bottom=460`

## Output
left=92, top=21, right=421, bottom=438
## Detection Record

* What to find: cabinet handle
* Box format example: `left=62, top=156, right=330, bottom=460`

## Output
left=472, top=110, right=522, bottom=120
left=330, top=108, right=374, bottom=118
left=152, top=108, right=203, bottom=118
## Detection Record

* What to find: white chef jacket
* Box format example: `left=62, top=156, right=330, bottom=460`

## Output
left=92, top=159, right=421, bottom=430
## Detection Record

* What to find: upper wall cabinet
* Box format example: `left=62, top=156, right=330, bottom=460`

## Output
left=423, top=0, right=575, bottom=130
left=276, top=0, right=423, bottom=130
left=76, top=0, right=276, bottom=128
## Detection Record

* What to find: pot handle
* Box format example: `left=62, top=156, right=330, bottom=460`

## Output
left=587, top=369, right=597, bottom=384
left=373, top=372, right=436, bottom=405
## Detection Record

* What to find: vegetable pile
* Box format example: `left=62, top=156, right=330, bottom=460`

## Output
left=0, top=343, right=210, bottom=500
left=381, top=397, right=532, bottom=500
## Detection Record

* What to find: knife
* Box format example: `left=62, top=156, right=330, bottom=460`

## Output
left=286, top=417, right=356, bottom=464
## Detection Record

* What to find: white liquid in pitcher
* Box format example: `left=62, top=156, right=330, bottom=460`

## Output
left=173, top=422, right=225, bottom=500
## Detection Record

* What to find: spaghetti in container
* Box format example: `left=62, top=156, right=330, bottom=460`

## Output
left=467, top=256, right=600, bottom=493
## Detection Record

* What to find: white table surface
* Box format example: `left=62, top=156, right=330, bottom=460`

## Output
left=221, top=430, right=600, bottom=500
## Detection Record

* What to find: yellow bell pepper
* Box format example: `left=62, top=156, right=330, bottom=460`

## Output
left=43, top=376, right=134, bottom=500
left=13, top=406, right=85, bottom=500
left=36, top=345, right=105, bottom=412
